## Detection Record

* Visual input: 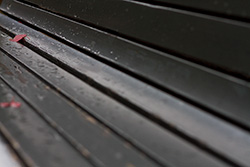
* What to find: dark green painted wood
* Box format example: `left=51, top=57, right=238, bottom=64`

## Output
left=1, top=5, right=250, bottom=131
left=0, top=30, right=232, bottom=167
left=5, top=0, right=250, bottom=79
left=131, top=0, right=250, bottom=20
left=0, top=78, right=94, bottom=167
left=1, top=0, right=250, bottom=166
left=2, top=21, right=250, bottom=166
left=0, top=50, right=160, bottom=167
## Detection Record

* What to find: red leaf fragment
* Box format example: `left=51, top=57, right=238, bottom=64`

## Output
left=9, top=34, right=27, bottom=42
left=0, top=100, right=21, bottom=108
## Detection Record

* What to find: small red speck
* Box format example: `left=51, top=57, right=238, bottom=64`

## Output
left=9, top=34, right=27, bottom=42
left=10, top=101, right=21, bottom=108
left=0, top=102, right=10, bottom=108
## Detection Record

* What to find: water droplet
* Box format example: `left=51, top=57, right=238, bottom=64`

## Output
left=37, top=62, right=45, bottom=67
left=55, top=75, right=64, bottom=79
left=0, top=33, right=7, bottom=37
left=7, top=4, right=12, bottom=10
left=37, top=95, right=44, bottom=101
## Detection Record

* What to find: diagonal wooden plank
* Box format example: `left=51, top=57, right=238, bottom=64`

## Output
left=0, top=78, right=94, bottom=167
left=129, top=0, right=250, bottom=20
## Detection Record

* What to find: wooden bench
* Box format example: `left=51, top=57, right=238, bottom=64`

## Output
left=0, top=0, right=250, bottom=166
